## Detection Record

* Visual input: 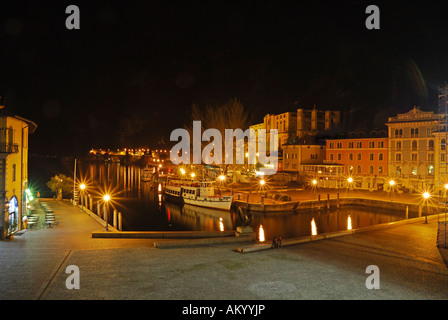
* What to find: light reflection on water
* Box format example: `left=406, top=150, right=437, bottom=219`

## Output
left=40, top=161, right=416, bottom=239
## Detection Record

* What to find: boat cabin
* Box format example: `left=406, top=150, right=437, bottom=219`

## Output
left=182, top=181, right=216, bottom=199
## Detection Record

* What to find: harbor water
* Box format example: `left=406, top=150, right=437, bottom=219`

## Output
left=29, top=158, right=417, bottom=240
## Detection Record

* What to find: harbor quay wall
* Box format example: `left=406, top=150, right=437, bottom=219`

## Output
left=233, top=197, right=437, bottom=215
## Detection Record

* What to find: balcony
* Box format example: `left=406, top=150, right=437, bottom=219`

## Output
left=0, top=144, right=19, bottom=154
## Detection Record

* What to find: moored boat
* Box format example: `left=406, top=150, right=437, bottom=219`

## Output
left=164, top=179, right=200, bottom=203
left=181, top=181, right=233, bottom=211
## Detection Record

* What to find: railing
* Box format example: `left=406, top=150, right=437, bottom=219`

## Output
left=0, top=144, right=19, bottom=154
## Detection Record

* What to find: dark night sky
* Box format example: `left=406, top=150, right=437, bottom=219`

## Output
left=0, top=0, right=447, bottom=155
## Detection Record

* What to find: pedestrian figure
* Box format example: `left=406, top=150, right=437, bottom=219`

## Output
left=272, top=236, right=278, bottom=248
left=277, top=236, right=283, bottom=248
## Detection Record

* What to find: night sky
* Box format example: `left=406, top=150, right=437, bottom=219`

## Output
left=0, top=0, right=447, bottom=156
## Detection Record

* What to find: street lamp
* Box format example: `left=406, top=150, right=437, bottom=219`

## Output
left=422, top=191, right=431, bottom=224
left=180, top=168, right=186, bottom=180
left=259, top=179, right=266, bottom=186
left=79, top=183, right=86, bottom=211
left=103, top=194, right=111, bottom=231
left=312, top=179, right=317, bottom=199
left=388, top=180, right=395, bottom=200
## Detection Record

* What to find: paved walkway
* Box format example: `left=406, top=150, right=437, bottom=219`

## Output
left=1, top=199, right=447, bottom=301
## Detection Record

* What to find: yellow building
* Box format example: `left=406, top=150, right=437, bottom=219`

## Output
left=0, top=106, right=37, bottom=239
left=386, top=107, right=442, bottom=193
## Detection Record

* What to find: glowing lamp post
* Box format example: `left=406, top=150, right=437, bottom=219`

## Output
left=347, top=177, right=354, bottom=196
left=312, top=179, right=317, bottom=199
left=103, top=194, right=111, bottom=231
left=79, top=183, right=86, bottom=211
left=389, top=180, right=395, bottom=200
left=180, top=168, right=186, bottom=180
left=422, top=191, right=430, bottom=224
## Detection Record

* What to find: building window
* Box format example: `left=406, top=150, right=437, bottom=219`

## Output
left=330, top=153, right=334, bottom=161
left=357, top=165, right=362, bottom=174
left=369, top=154, right=374, bottom=161
left=396, top=166, right=402, bottom=176
left=395, top=153, right=401, bottom=161
left=369, top=166, right=374, bottom=174
left=428, top=140, right=434, bottom=151
left=396, top=141, right=402, bottom=150
left=411, top=140, right=417, bottom=151
left=369, top=141, right=374, bottom=148
left=428, top=165, right=434, bottom=175
left=337, top=153, right=342, bottom=161
left=337, top=142, right=342, bottom=149
left=356, top=141, right=362, bottom=148
left=428, top=153, right=434, bottom=162
left=442, top=153, right=446, bottom=162
left=329, top=142, right=334, bottom=149
left=378, top=141, right=384, bottom=148
left=12, top=164, right=16, bottom=182
left=379, top=153, right=383, bottom=161
left=442, top=139, right=446, bottom=151
left=378, top=166, right=383, bottom=174
left=349, top=153, right=353, bottom=161
left=412, top=167, right=418, bottom=175
left=411, top=153, right=418, bottom=161
left=348, top=142, right=354, bottom=148
left=357, top=154, right=362, bottom=161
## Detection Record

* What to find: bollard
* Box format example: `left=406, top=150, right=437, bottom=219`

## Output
left=418, top=205, right=422, bottom=218
left=406, top=205, right=409, bottom=219
left=318, top=194, right=321, bottom=210
left=84, top=195, right=88, bottom=210
left=113, top=209, right=117, bottom=228
left=327, top=194, right=330, bottom=209
left=104, top=204, right=109, bottom=231
left=118, top=212, right=122, bottom=231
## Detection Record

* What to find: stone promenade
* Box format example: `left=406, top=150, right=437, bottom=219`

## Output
left=1, top=198, right=447, bottom=301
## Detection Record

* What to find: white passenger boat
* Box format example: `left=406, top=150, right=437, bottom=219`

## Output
left=181, top=181, right=233, bottom=211
left=164, top=179, right=200, bottom=202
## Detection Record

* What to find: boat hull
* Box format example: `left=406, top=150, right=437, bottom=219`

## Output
left=183, top=197, right=233, bottom=211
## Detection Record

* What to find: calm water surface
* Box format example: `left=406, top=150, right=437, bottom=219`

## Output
left=30, top=158, right=415, bottom=240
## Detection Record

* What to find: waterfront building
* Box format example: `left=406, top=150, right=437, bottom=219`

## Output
left=282, top=136, right=345, bottom=186
left=325, top=134, right=388, bottom=190
left=263, top=111, right=297, bottom=149
left=297, top=107, right=340, bottom=138
left=0, top=106, right=37, bottom=239
left=385, top=106, right=443, bottom=193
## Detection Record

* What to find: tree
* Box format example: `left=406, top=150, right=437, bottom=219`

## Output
left=47, top=174, right=74, bottom=199
left=186, top=98, right=251, bottom=174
